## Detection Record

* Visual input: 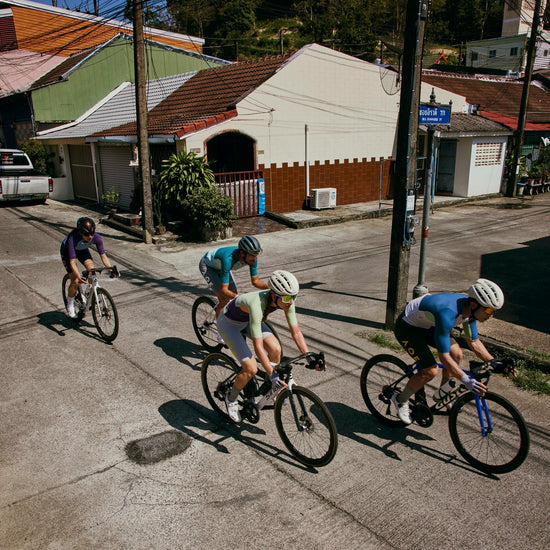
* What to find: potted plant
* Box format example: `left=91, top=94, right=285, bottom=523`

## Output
left=101, top=187, right=121, bottom=212
left=181, top=186, right=236, bottom=241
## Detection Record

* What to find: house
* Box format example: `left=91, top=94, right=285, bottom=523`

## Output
left=0, top=0, right=220, bottom=147
left=78, top=43, right=466, bottom=215
left=37, top=73, right=197, bottom=204
left=465, top=0, right=550, bottom=73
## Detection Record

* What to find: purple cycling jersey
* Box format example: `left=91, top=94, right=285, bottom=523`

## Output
left=60, top=229, right=105, bottom=259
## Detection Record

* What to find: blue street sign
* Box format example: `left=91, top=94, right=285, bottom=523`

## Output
left=419, top=104, right=451, bottom=125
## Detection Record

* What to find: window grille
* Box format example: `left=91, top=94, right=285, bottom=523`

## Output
left=474, top=142, right=503, bottom=166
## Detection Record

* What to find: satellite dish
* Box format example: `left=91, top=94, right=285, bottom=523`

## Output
left=379, top=64, right=401, bottom=95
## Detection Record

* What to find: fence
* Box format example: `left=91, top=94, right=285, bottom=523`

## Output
left=215, top=170, right=263, bottom=218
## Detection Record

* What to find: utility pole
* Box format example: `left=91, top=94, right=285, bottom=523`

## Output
left=506, top=0, right=542, bottom=197
left=133, top=0, right=154, bottom=244
left=385, top=0, right=429, bottom=330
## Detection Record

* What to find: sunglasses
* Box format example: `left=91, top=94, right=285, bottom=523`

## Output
left=483, top=307, right=495, bottom=315
left=281, top=294, right=297, bottom=303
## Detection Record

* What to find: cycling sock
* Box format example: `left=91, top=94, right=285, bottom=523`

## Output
left=228, top=386, right=240, bottom=402
left=398, top=386, right=415, bottom=403
left=67, top=296, right=75, bottom=308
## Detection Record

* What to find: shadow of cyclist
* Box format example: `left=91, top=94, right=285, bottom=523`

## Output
left=154, top=337, right=207, bottom=371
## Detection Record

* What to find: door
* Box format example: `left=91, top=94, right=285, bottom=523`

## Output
left=69, top=145, right=97, bottom=201
left=98, top=145, right=135, bottom=210
left=436, top=139, right=457, bottom=194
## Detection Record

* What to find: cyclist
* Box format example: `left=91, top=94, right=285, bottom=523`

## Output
left=216, top=269, right=324, bottom=422
left=199, top=235, right=268, bottom=316
left=60, top=217, right=118, bottom=319
left=391, top=278, right=504, bottom=425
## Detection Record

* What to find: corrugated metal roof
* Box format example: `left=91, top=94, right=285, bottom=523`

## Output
left=0, top=48, right=65, bottom=96
left=38, top=72, right=196, bottom=140
left=94, top=53, right=292, bottom=139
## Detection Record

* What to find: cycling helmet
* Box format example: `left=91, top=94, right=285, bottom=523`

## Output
left=467, top=278, right=504, bottom=309
left=268, top=270, right=300, bottom=296
left=238, top=235, right=262, bottom=255
left=77, top=216, right=95, bottom=236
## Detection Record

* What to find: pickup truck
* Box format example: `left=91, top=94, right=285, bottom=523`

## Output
left=0, top=149, right=53, bottom=203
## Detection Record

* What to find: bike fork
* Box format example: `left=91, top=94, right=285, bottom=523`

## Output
left=474, top=395, right=493, bottom=436
left=288, top=390, right=308, bottom=432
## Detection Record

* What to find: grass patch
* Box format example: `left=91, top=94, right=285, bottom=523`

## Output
left=512, top=360, right=550, bottom=395
left=367, top=331, right=403, bottom=351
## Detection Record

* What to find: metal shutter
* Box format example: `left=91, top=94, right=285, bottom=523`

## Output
left=98, top=145, right=136, bottom=210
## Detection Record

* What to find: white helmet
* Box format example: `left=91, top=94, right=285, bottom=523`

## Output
left=467, top=279, right=504, bottom=309
left=268, top=270, right=300, bottom=296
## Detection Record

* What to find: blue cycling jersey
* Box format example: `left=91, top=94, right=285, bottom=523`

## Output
left=402, top=293, right=479, bottom=353
left=202, top=246, right=258, bottom=285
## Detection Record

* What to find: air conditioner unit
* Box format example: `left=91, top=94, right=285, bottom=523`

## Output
left=311, top=188, right=337, bottom=210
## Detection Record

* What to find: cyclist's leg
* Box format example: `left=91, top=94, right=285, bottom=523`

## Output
left=394, top=316, right=438, bottom=394
left=260, top=323, right=281, bottom=364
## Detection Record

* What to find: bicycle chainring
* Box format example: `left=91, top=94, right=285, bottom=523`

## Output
left=241, top=400, right=260, bottom=424
left=411, top=402, right=433, bottom=427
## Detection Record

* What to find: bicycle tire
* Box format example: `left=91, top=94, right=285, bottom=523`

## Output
left=201, top=352, right=241, bottom=422
left=274, top=386, right=338, bottom=467
left=192, top=296, right=223, bottom=351
left=91, top=287, right=119, bottom=342
left=360, top=354, right=411, bottom=427
left=449, top=391, right=530, bottom=474
left=62, top=273, right=86, bottom=321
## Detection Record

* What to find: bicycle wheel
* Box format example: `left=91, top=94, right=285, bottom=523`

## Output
left=449, top=391, right=530, bottom=474
left=274, top=386, right=338, bottom=467
left=360, top=354, right=410, bottom=427
left=62, top=273, right=86, bottom=321
left=201, top=352, right=241, bottom=422
left=192, top=296, right=223, bottom=351
left=91, top=288, right=119, bottom=342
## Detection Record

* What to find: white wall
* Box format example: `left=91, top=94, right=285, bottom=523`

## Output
left=184, top=44, right=468, bottom=168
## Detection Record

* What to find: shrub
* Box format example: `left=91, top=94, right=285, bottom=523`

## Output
left=182, top=186, right=236, bottom=238
left=19, top=140, right=49, bottom=173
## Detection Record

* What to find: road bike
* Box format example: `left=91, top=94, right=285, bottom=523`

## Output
left=201, top=351, right=338, bottom=467
left=360, top=354, right=530, bottom=474
left=191, top=294, right=282, bottom=353
left=62, top=266, right=120, bottom=342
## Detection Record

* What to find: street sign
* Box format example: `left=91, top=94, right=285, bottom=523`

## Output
left=419, top=104, right=451, bottom=125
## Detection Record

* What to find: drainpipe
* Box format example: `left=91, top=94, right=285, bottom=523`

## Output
left=305, top=124, right=310, bottom=204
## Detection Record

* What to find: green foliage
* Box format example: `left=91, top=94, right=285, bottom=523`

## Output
left=158, top=151, right=215, bottom=204
left=181, top=186, right=236, bottom=235
left=512, top=362, right=550, bottom=395
left=101, top=187, right=121, bottom=208
left=18, top=140, right=49, bottom=173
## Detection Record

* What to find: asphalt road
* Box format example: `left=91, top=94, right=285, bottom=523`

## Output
left=1, top=196, right=549, bottom=549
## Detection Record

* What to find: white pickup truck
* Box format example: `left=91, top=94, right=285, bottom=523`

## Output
left=0, top=149, right=53, bottom=203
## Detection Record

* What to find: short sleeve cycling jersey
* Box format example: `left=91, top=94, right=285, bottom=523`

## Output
left=203, top=246, right=258, bottom=285
left=402, top=293, right=479, bottom=353
left=61, top=230, right=105, bottom=259
left=225, top=290, right=298, bottom=339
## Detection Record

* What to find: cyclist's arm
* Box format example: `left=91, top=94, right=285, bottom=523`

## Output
left=250, top=275, right=268, bottom=290
left=99, top=253, right=112, bottom=269
left=437, top=351, right=467, bottom=379
left=218, top=282, right=237, bottom=302
left=465, top=338, right=493, bottom=362
left=68, top=257, right=85, bottom=282
left=252, top=336, right=276, bottom=375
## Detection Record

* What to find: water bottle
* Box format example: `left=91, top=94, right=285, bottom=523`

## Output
left=433, top=378, right=457, bottom=401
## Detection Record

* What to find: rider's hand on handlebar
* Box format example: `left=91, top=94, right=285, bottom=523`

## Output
left=270, top=372, right=286, bottom=389
left=461, top=374, right=487, bottom=396
left=306, top=355, right=326, bottom=371
left=109, top=265, right=120, bottom=278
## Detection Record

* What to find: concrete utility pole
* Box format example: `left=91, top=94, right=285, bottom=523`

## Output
left=133, top=0, right=154, bottom=244
left=385, top=0, right=429, bottom=330
left=506, top=0, right=542, bottom=197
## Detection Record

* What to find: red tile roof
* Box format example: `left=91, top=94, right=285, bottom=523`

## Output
left=94, top=53, right=291, bottom=139
left=422, top=71, right=550, bottom=127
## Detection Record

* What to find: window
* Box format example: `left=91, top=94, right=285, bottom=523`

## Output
left=510, top=47, right=518, bottom=56
left=474, top=142, right=503, bottom=166
left=471, top=52, right=479, bottom=61
left=489, top=50, right=497, bottom=58
left=545, top=50, right=549, bottom=57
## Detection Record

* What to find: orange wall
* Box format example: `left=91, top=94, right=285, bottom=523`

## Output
left=11, top=6, right=201, bottom=57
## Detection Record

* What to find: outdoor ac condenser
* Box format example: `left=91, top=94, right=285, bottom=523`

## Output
left=311, top=188, right=337, bottom=209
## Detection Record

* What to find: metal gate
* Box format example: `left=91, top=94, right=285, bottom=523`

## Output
left=68, top=145, right=96, bottom=201
left=215, top=170, right=262, bottom=218
left=98, top=145, right=135, bottom=210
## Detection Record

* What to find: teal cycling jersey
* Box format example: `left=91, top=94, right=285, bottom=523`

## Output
left=203, top=246, right=258, bottom=285
left=402, top=293, right=479, bottom=353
